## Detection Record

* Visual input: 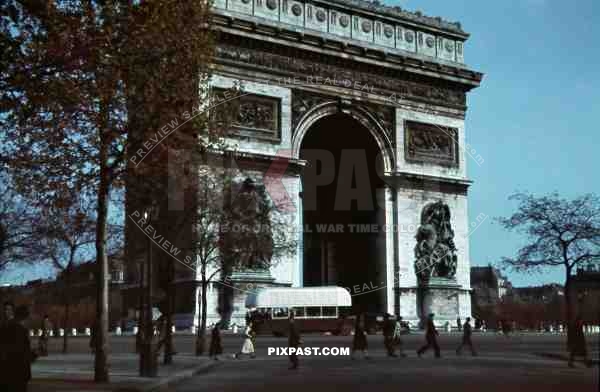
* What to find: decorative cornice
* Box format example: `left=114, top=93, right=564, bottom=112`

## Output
left=321, top=0, right=466, bottom=35
left=385, top=171, right=472, bottom=195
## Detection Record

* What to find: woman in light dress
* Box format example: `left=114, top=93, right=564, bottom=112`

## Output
left=234, top=322, right=256, bottom=359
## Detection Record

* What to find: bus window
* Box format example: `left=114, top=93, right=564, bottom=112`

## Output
left=306, top=306, right=321, bottom=318
left=293, top=307, right=306, bottom=318
left=322, top=306, right=337, bottom=318
left=273, top=308, right=289, bottom=319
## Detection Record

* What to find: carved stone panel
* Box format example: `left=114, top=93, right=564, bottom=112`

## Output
left=213, top=88, right=281, bottom=142
left=291, top=89, right=333, bottom=134
left=360, top=103, right=395, bottom=146
left=404, top=120, right=458, bottom=167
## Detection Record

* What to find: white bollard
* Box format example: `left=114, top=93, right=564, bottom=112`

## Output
left=549, top=325, right=554, bottom=333
left=190, top=326, right=197, bottom=334
left=115, top=326, right=122, bottom=336
left=559, top=324, right=564, bottom=333
left=71, top=328, right=77, bottom=336
left=172, top=325, right=176, bottom=334
left=85, top=327, right=91, bottom=336
left=133, top=326, right=138, bottom=335
left=233, top=325, right=239, bottom=334
left=37, top=329, right=43, bottom=337
left=59, top=328, right=64, bottom=337
left=30, top=330, right=34, bottom=337
left=445, top=322, right=451, bottom=333
left=49, top=330, right=54, bottom=337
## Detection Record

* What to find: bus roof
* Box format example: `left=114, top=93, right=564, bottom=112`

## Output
left=245, top=286, right=352, bottom=308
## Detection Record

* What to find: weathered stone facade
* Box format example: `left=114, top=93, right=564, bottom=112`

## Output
left=199, top=0, right=483, bottom=327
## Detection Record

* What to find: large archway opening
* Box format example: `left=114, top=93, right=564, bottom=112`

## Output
left=300, top=113, right=387, bottom=313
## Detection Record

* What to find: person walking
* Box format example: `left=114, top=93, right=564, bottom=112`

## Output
left=234, top=322, right=256, bottom=359
left=417, top=313, right=441, bottom=358
left=456, top=317, right=462, bottom=332
left=2, top=305, right=37, bottom=392
left=382, top=314, right=396, bottom=357
left=208, top=322, right=223, bottom=360
left=38, top=315, right=50, bottom=357
left=456, top=317, right=477, bottom=356
left=351, top=314, right=369, bottom=360
left=392, top=315, right=407, bottom=358
left=288, top=313, right=302, bottom=370
left=568, top=316, right=592, bottom=368
left=0, top=302, right=17, bottom=391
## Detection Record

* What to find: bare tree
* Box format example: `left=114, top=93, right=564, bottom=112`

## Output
left=192, top=153, right=297, bottom=356
left=498, top=192, right=600, bottom=325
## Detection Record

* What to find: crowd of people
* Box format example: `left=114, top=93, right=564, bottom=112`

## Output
left=0, top=302, right=594, bottom=391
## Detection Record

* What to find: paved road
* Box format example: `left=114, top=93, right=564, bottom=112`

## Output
left=34, top=333, right=599, bottom=392
left=169, top=334, right=598, bottom=392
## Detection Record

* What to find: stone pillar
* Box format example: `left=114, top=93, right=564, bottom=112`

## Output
left=383, top=185, right=396, bottom=315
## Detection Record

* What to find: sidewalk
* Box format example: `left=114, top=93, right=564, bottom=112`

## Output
left=29, top=353, right=221, bottom=392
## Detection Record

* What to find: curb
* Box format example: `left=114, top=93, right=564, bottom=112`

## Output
left=113, top=361, right=222, bottom=392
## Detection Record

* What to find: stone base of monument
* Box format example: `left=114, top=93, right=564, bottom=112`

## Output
left=417, top=277, right=467, bottom=328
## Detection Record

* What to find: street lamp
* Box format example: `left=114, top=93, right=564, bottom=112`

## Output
left=140, top=203, right=159, bottom=377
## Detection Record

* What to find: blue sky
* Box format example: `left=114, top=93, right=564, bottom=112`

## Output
left=394, top=0, right=600, bottom=286
left=2, top=0, right=598, bottom=287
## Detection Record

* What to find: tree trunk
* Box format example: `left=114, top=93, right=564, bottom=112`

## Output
left=94, top=142, right=111, bottom=382
left=163, top=259, right=174, bottom=365
left=195, top=279, right=207, bottom=356
left=63, top=285, right=70, bottom=354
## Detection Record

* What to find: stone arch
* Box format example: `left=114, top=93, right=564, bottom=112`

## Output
left=291, top=101, right=395, bottom=173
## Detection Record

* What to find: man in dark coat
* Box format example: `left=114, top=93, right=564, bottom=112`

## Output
left=417, top=313, right=441, bottom=358
left=0, top=302, right=17, bottom=391
left=568, top=316, right=592, bottom=368
left=456, top=317, right=477, bottom=356
left=209, top=322, right=223, bottom=360
left=382, top=314, right=397, bottom=357
left=2, top=304, right=36, bottom=392
left=288, top=313, right=302, bottom=370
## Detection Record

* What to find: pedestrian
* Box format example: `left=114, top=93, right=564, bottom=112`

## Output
left=567, top=316, right=592, bottom=368
left=209, top=322, right=223, bottom=360
left=351, top=313, right=369, bottom=359
left=38, top=315, right=50, bottom=357
left=234, top=322, right=256, bottom=359
left=383, top=313, right=396, bottom=357
left=481, top=320, right=487, bottom=332
left=0, top=301, right=17, bottom=391
left=417, top=313, right=441, bottom=358
left=2, top=304, right=37, bottom=392
left=288, top=313, right=302, bottom=370
left=456, top=317, right=462, bottom=332
left=89, top=319, right=98, bottom=354
left=456, top=317, right=477, bottom=356
left=392, top=315, right=407, bottom=358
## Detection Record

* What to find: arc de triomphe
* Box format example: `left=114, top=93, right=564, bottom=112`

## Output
left=200, top=0, right=483, bottom=327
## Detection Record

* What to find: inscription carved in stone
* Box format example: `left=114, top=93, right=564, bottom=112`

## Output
left=215, top=44, right=467, bottom=109
left=405, top=120, right=458, bottom=167
left=405, top=31, right=414, bottom=43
